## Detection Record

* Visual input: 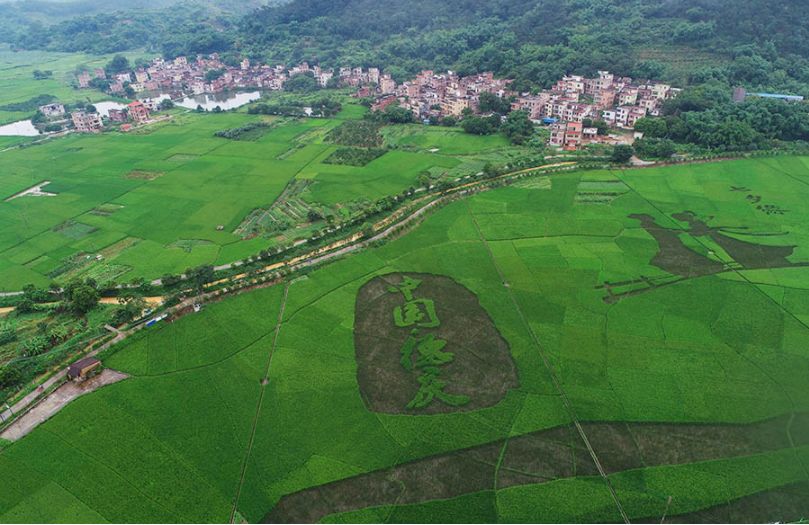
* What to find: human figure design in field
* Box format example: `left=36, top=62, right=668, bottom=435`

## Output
left=388, top=276, right=470, bottom=410
left=600, top=211, right=807, bottom=302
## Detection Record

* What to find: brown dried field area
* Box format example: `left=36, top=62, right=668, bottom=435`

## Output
left=354, top=273, right=519, bottom=415
left=264, top=413, right=809, bottom=523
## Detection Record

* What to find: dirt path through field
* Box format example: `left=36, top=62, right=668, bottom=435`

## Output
left=1, top=369, right=128, bottom=441
left=229, top=282, right=291, bottom=523
left=465, top=200, right=630, bottom=524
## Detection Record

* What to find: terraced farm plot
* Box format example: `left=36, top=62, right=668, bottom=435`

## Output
left=1, top=158, right=808, bottom=523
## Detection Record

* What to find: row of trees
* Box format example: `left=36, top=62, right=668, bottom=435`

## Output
left=16, top=280, right=99, bottom=317
left=247, top=97, right=342, bottom=118
left=457, top=93, right=536, bottom=145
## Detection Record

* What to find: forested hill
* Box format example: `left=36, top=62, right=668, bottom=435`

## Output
left=239, top=0, right=809, bottom=94
left=0, top=0, right=271, bottom=57
left=2, top=0, right=809, bottom=95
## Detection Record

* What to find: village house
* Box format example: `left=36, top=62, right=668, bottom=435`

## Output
left=140, top=99, right=162, bottom=112
left=549, top=122, right=567, bottom=147
left=601, top=109, right=618, bottom=126
left=511, top=94, right=549, bottom=120
left=108, top=108, right=128, bottom=123
left=618, top=87, right=639, bottom=106
left=71, top=111, right=104, bottom=133
left=134, top=69, right=150, bottom=83
left=563, top=121, right=583, bottom=150
left=594, top=89, right=617, bottom=110
left=39, top=103, right=66, bottom=118
left=127, top=100, right=151, bottom=124
left=585, top=71, right=614, bottom=95
left=380, top=75, right=396, bottom=94
left=77, top=71, right=92, bottom=88
left=68, top=357, right=102, bottom=382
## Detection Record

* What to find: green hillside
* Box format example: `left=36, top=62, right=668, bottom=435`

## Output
left=2, top=0, right=809, bottom=94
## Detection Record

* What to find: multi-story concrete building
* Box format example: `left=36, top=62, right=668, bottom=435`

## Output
left=71, top=111, right=103, bottom=133
left=127, top=101, right=150, bottom=124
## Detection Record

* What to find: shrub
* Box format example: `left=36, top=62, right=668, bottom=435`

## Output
left=323, top=147, right=387, bottom=166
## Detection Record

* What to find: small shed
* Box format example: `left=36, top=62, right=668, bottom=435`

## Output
left=68, top=357, right=101, bottom=382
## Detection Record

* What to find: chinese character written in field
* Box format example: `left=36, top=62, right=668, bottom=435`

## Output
left=389, top=276, right=440, bottom=328
left=388, top=275, right=469, bottom=410
left=407, top=367, right=470, bottom=409
left=399, top=332, right=455, bottom=371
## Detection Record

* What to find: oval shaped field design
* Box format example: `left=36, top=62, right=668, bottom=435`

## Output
left=354, top=272, right=519, bottom=414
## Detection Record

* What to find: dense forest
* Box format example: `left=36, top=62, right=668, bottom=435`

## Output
left=0, top=0, right=270, bottom=56
left=237, top=0, right=809, bottom=95
left=2, top=0, right=809, bottom=97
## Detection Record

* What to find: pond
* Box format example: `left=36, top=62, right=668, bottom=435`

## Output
left=0, top=120, right=40, bottom=137
left=93, top=101, right=128, bottom=118
left=175, top=91, right=261, bottom=111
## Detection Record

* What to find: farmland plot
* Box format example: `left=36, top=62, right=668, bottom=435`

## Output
left=1, top=158, right=808, bottom=522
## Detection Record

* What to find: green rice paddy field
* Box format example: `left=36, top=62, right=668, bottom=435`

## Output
left=0, top=46, right=148, bottom=126
left=0, top=109, right=507, bottom=291
left=1, top=157, right=809, bottom=522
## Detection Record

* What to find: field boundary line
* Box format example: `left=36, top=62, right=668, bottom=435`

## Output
left=39, top=428, right=184, bottom=521
left=615, top=169, right=809, bottom=484
left=464, top=201, right=631, bottom=524
left=752, top=157, right=809, bottom=190
left=229, top=282, right=290, bottom=523
left=138, top=329, right=277, bottom=378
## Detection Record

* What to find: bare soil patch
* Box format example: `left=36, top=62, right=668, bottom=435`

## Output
left=125, top=170, right=164, bottom=181
left=4, top=181, right=57, bottom=201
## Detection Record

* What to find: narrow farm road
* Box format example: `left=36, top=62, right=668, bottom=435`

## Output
left=0, top=322, right=127, bottom=428
left=464, top=200, right=630, bottom=524
left=229, top=282, right=291, bottom=523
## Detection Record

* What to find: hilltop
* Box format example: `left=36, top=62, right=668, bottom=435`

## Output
left=2, top=0, right=808, bottom=96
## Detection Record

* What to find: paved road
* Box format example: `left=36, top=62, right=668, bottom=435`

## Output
left=0, top=325, right=124, bottom=426
left=0, top=371, right=67, bottom=426
left=1, top=370, right=128, bottom=441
